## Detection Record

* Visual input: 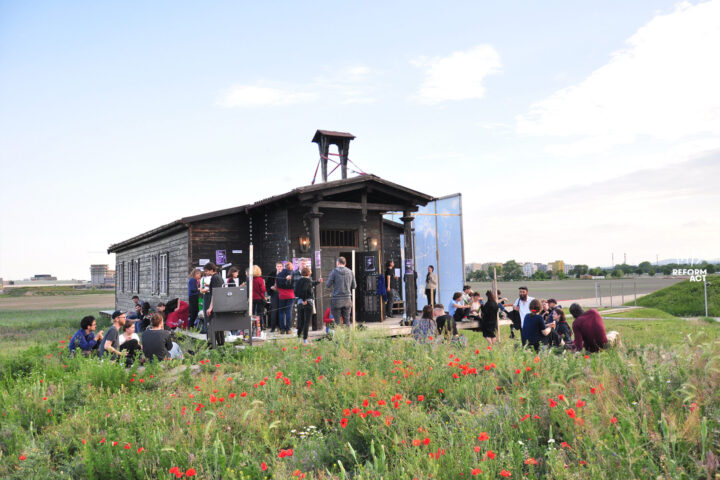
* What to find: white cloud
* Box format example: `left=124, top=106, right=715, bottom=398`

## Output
left=517, top=1, right=720, bottom=151
left=412, top=45, right=502, bottom=104
left=217, top=84, right=317, bottom=107
left=217, top=64, right=378, bottom=107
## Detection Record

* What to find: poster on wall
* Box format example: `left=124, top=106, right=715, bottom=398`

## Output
left=215, top=250, right=227, bottom=265
left=315, top=250, right=322, bottom=270
left=365, top=255, right=376, bottom=272
left=404, top=259, right=414, bottom=276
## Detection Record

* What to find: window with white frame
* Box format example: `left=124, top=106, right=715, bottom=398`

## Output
left=159, top=253, right=169, bottom=295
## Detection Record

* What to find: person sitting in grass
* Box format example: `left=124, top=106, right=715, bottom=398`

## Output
left=569, top=303, right=608, bottom=353
left=119, top=320, right=142, bottom=367
left=521, top=299, right=555, bottom=352
left=433, top=303, right=458, bottom=338
left=69, top=315, right=103, bottom=356
left=98, top=311, right=127, bottom=360
left=549, top=306, right=572, bottom=347
left=449, top=292, right=469, bottom=324
left=142, top=313, right=183, bottom=362
left=412, top=305, right=437, bottom=343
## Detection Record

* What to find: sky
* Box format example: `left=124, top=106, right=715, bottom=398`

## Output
left=1, top=0, right=719, bottom=280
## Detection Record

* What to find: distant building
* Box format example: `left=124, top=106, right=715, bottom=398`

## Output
left=90, top=265, right=116, bottom=288
left=522, top=262, right=537, bottom=277
left=465, top=263, right=483, bottom=274
left=32, top=274, right=57, bottom=281
left=482, top=262, right=503, bottom=272
left=548, top=261, right=565, bottom=275
left=564, top=263, right=574, bottom=275
left=535, top=263, right=547, bottom=273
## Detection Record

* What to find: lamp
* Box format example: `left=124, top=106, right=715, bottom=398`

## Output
left=367, top=236, right=378, bottom=251
left=299, top=235, right=311, bottom=253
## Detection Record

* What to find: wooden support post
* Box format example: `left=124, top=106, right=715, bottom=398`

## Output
left=492, top=267, right=499, bottom=342
left=401, top=211, right=417, bottom=320
left=309, top=206, right=323, bottom=331
left=351, top=249, right=356, bottom=328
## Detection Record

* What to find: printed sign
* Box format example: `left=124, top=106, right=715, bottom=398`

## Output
left=315, top=250, right=322, bottom=270
left=215, top=250, right=227, bottom=265
left=199, top=258, right=210, bottom=267
left=404, top=259, right=414, bottom=276
left=365, top=256, right=376, bottom=272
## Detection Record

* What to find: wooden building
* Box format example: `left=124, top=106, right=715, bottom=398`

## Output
left=108, top=131, right=433, bottom=327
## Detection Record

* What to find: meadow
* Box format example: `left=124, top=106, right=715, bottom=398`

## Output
left=1, top=303, right=719, bottom=479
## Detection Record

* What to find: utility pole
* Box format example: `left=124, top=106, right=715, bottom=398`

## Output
left=704, top=278, right=709, bottom=318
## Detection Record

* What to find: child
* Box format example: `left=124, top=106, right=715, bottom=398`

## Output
left=323, top=308, right=334, bottom=334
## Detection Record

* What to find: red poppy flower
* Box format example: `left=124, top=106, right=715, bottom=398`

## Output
left=19, top=454, right=26, bottom=461
left=186, top=467, right=197, bottom=476
left=471, top=468, right=482, bottom=475
left=422, top=438, right=430, bottom=445
left=340, top=418, right=348, bottom=428
left=524, top=458, right=538, bottom=465
left=576, top=399, right=586, bottom=408
left=500, top=470, right=511, bottom=477
left=112, top=441, right=118, bottom=447
left=548, top=398, right=557, bottom=408
left=566, top=408, right=576, bottom=418
left=473, top=446, right=482, bottom=453
left=487, top=450, right=496, bottom=459
left=124, top=443, right=131, bottom=450
left=412, top=439, right=421, bottom=446
left=590, top=387, right=597, bottom=394
left=137, top=447, right=144, bottom=453
left=558, top=394, right=566, bottom=401
left=418, top=395, right=425, bottom=402
left=610, top=416, right=618, bottom=424
left=100, top=437, right=106, bottom=444
left=478, top=432, right=489, bottom=441
left=261, top=461, right=268, bottom=471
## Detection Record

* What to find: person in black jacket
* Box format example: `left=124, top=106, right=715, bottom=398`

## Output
left=203, top=262, right=226, bottom=346
left=549, top=307, right=572, bottom=347
left=293, top=267, right=320, bottom=344
left=480, top=290, right=499, bottom=346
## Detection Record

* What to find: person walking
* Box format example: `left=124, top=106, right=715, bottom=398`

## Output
left=326, top=256, right=356, bottom=326
left=480, top=290, right=499, bottom=346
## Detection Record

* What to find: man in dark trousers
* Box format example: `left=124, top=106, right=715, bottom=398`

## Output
left=384, top=260, right=397, bottom=318
left=203, top=262, right=226, bottom=346
left=326, top=256, right=356, bottom=326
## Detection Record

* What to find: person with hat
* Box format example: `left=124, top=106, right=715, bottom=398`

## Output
left=98, top=310, right=127, bottom=360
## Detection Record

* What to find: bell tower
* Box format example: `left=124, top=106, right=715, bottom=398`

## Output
left=312, top=129, right=356, bottom=182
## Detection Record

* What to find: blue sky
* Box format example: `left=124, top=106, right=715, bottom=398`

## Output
left=1, top=0, right=719, bottom=279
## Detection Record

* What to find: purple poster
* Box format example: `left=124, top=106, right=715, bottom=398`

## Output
left=405, top=258, right=414, bottom=276
left=314, top=250, right=322, bottom=270
left=215, top=249, right=227, bottom=265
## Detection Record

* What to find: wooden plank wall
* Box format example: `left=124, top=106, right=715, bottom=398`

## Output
left=189, top=213, right=250, bottom=279
left=257, top=207, right=289, bottom=280
left=114, top=230, right=190, bottom=311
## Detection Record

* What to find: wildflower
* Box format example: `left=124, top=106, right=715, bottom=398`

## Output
left=423, top=438, right=431, bottom=445
left=471, top=468, right=482, bottom=475
left=124, top=443, right=131, bottom=450
left=524, top=458, right=538, bottom=465
left=240, top=392, right=247, bottom=397
left=487, top=450, right=496, bottom=459
left=610, top=416, right=618, bottom=424
left=558, top=394, right=566, bottom=401
left=500, top=470, right=511, bottom=477
left=418, top=395, right=425, bottom=402
left=412, top=439, right=421, bottom=446
left=561, top=442, right=571, bottom=449
left=100, top=438, right=106, bottom=444
left=566, top=408, right=576, bottom=418
left=42, top=396, right=47, bottom=401
left=548, top=398, right=557, bottom=408
left=261, top=461, right=268, bottom=471
left=478, top=432, right=489, bottom=441
left=340, top=418, right=348, bottom=428
left=385, top=416, right=393, bottom=426
left=590, top=387, right=597, bottom=395
left=474, top=446, right=482, bottom=453
left=689, top=403, right=699, bottom=412
left=515, top=369, right=521, bottom=375
left=438, top=389, right=444, bottom=393
left=112, top=441, right=118, bottom=447
left=576, top=399, right=586, bottom=408
left=19, top=454, right=26, bottom=461
left=229, top=393, right=236, bottom=399
left=137, top=447, right=145, bottom=453
left=186, top=467, right=197, bottom=476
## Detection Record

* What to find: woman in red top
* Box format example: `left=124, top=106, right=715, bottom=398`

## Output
left=251, top=265, right=266, bottom=317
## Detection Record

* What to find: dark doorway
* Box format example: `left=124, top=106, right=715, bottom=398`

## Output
left=339, top=252, right=355, bottom=272
left=356, top=251, right=382, bottom=322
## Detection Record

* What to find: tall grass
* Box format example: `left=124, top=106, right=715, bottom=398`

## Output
left=628, top=275, right=720, bottom=317
left=1, top=317, right=719, bottom=479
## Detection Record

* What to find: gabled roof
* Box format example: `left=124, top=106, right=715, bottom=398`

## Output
left=108, top=175, right=432, bottom=253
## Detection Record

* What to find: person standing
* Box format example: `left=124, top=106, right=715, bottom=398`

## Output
left=203, top=262, right=226, bottom=346
left=187, top=269, right=202, bottom=330
left=267, top=262, right=283, bottom=332
left=326, top=256, right=356, bottom=326
left=226, top=267, right=241, bottom=287
left=480, top=290, right=499, bottom=346
left=513, top=286, right=535, bottom=329
left=293, top=267, right=319, bottom=344
left=250, top=265, right=266, bottom=318
left=384, top=260, right=397, bottom=318
left=98, top=310, right=127, bottom=360
left=425, top=265, right=438, bottom=306
left=276, top=261, right=295, bottom=334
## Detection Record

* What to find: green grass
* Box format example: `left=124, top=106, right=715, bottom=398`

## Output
left=626, top=275, right=720, bottom=316
left=603, top=307, right=680, bottom=320
left=1, top=312, right=719, bottom=479
left=1, top=286, right=112, bottom=297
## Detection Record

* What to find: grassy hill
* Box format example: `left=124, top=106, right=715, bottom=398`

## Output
left=626, top=274, right=719, bottom=316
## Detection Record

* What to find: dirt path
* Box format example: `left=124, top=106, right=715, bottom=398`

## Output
left=0, top=294, right=115, bottom=311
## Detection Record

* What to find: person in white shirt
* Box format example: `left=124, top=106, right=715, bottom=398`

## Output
left=513, top=286, right=535, bottom=328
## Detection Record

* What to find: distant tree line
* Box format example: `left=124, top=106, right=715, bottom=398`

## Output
left=466, top=260, right=717, bottom=282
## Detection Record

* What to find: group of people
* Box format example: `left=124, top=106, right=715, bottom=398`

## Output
left=186, top=256, right=356, bottom=345
left=412, top=281, right=611, bottom=354
left=68, top=308, right=183, bottom=366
